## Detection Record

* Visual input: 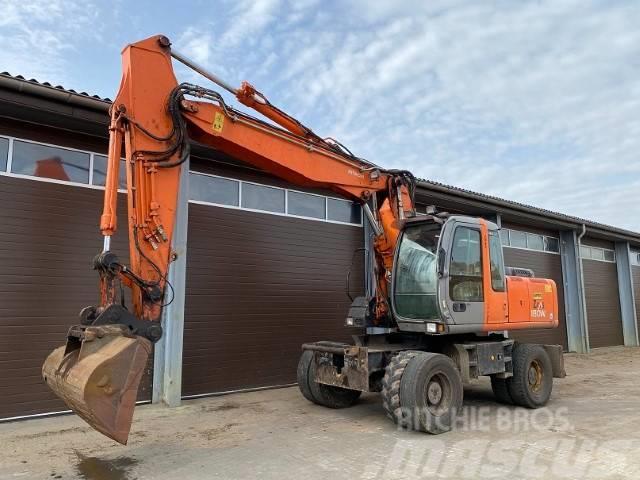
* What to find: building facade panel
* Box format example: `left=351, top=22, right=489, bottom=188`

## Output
left=0, top=175, right=152, bottom=419
left=581, top=238, right=624, bottom=348
left=181, top=202, right=364, bottom=397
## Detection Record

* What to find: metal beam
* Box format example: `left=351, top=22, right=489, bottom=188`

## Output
left=615, top=242, right=639, bottom=346
left=153, top=158, right=190, bottom=406
left=560, top=230, right=589, bottom=353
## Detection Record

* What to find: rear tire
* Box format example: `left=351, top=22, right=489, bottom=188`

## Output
left=297, top=350, right=361, bottom=408
left=297, top=350, right=319, bottom=404
left=400, top=353, right=463, bottom=434
left=491, top=376, right=514, bottom=405
left=507, top=344, right=553, bottom=408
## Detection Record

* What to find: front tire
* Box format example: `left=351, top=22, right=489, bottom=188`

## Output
left=507, top=344, right=553, bottom=408
left=399, top=353, right=463, bottom=434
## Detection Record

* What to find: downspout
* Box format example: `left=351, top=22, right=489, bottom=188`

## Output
left=577, top=224, right=590, bottom=352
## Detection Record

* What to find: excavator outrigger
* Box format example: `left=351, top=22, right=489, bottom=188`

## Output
left=43, top=35, right=565, bottom=444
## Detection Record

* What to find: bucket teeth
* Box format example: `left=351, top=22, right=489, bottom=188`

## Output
left=42, top=325, right=151, bottom=444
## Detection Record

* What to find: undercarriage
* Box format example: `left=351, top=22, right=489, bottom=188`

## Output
left=299, top=334, right=565, bottom=433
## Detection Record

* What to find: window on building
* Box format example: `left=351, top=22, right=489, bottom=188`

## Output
left=11, top=140, right=90, bottom=184
left=450, top=227, right=483, bottom=302
left=190, top=173, right=239, bottom=206
left=509, top=230, right=527, bottom=249
left=591, top=247, right=605, bottom=261
left=92, top=155, right=127, bottom=189
left=603, top=249, right=615, bottom=262
left=0, top=137, right=8, bottom=172
left=489, top=230, right=505, bottom=292
left=500, top=229, right=510, bottom=246
left=327, top=198, right=362, bottom=224
left=544, top=236, right=560, bottom=253
left=526, top=233, right=544, bottom=251
left=287, top=191, right=325, bottom=219
left=580, top=245, right=591, bottom=259
left=241, top=182, right=285, bottom=213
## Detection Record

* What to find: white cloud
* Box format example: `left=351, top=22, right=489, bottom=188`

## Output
left=0, top=0, right=101, bottom=85
left=174, top=0, right=639, bottom=230
left=3, top=1, right=638, bottom=231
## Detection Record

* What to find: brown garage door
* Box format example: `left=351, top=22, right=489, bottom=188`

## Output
left=501, top=224, right=567, bottom=349
left=582, top=239, right=623, bottom=348
left=0, top=176, right=152, bottom=419
left=182, top=204, right=364, bottom=397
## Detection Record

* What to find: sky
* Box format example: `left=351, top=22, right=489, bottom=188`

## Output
left=1, top=0, right=639, bottom=231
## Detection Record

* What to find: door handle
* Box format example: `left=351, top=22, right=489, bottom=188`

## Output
left=453, top=302, right=467, bottom=312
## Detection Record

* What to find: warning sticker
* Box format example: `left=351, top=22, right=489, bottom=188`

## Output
left=212, top=112, right=225, bottom=133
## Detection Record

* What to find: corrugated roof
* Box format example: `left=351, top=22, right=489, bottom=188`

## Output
left=1, top=71, right=637, bottom=242
left=418, top=178, right=640, bottom=241
left=0, top=71, right=112, bottom=103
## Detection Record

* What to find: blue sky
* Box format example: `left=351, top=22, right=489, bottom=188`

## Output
left=2, top=0, right=639, bottom=230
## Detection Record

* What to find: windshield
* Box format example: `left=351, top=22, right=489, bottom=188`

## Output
left=394, top=223, right=440, bottom=320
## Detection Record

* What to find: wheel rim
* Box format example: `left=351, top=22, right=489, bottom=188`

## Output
left=527, top=359, right=544, bottom=393
left=423, top=372, right=452, bottom=416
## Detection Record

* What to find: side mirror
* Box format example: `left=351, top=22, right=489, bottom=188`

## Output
left=437, top=248, right=446, bottom=277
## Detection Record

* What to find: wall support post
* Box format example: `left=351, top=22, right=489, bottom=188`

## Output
left=560, top=230, right=589, bottom=353
left=152, top=159, right=189, bottom=406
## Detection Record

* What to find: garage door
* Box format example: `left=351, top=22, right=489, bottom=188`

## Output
left=0, top=175, right=152, bottom=419
left=581, top=239, right=624, bottom=348
left=182, top=203, right=364, bottom=397
left=500, top=223, right=567, bottom=349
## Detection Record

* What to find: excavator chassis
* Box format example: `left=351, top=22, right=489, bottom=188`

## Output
left=303, top=336, right=566, bottom=393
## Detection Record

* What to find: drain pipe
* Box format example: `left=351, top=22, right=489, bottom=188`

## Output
left=577, top=224, right=590, bottom=352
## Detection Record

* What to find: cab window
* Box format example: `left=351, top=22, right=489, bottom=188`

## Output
left=489, top=230, right=506, bottom=291
left=394, top=224, right=440, bottom=319
left=450, top=227, right=483, bottom=302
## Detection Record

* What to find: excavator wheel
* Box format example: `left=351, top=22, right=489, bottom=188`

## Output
left=381, top=350, right=420, bottom=427
left=296, top=351, right=361, bottom=408
left=399, top=352, right=463, bottom=434
left=490, top=376, right=514, bottom=405
left=297, top=350, right=319, bottom=404
left=507, top=344, right=553, bottom=408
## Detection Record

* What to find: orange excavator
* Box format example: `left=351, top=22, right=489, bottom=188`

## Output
left=42, top=35, right=565, bottom=444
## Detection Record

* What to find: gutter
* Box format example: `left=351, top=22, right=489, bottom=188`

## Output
left=0, top=74, right=110, bottom=113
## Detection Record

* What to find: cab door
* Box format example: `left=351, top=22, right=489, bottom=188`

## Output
left=484, top=226, right=509, bottom=325
left=440, top=218, right=485, bottom=325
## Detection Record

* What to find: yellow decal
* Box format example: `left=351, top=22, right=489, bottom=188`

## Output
left=212, top=112, right=225, bottom=133
left=544, top=284, right=552, bottom=293
left=533, top=293, right=543, bottom=300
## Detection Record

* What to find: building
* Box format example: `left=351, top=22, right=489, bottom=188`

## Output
left=0, top=72, right=638, bottom=420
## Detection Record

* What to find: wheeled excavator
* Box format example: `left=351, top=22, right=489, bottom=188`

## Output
left=42, top=35, right=565, bottom=444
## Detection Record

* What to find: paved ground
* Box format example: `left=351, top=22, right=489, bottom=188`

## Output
left=1, top=346, right=638, bottom=480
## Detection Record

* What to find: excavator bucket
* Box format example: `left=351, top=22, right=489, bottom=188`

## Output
left=42, top=324, right=151, bottom=444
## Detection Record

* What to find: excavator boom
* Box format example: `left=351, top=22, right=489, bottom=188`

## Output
left=42, top=35, right=415, bottom=444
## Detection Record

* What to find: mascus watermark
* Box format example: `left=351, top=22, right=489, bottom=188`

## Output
left=362, top=437, right=636, bottom=479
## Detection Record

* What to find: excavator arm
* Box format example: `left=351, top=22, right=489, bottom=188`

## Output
left=42, top=35, right=416, bottom=444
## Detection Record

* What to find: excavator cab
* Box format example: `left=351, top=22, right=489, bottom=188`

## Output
left=389, top=214, right=558, bottom=333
